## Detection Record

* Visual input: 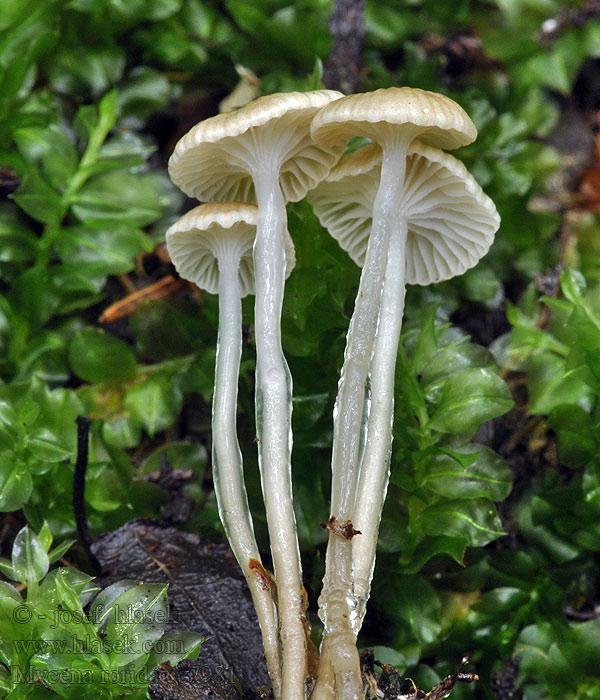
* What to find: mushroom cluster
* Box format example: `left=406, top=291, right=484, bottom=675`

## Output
left=166, top=87, right=500, bottom=700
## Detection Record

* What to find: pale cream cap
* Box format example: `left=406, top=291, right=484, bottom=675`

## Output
left=308, top=142, right=499, bottom=285
left=311, top=87, right=477, bottom=152
left=169, top=90, right=344, bottom=204
left=166, top=202, right=296, bottom=297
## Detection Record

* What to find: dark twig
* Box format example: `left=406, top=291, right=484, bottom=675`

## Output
left=323, top=0, right=366, bottom=94
left=73, top=415, right=102, bottom=575
left=491, top=656, right=521, bottom=700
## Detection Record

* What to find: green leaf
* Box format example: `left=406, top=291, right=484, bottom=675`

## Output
left=0, top=580, right=21, bottom=602
left=305, top=57, right=324, bottom=90
left=70, top=0, right=181, bottom=21
left=566, top=302, right=600, bottom=352
left=12, top=169, right=62, bottom=225
left=49, top=262, right=107, bottom=300
left=408, top=305, right=439, bottom=374
left=0, top=0, right=57, bottom=102
left=47, top=539, right=74, bottom=565
left=521, top=26, right=600, bottom=94
left=0, top=594, right=24, bottom=663
left=11, top=525, right=49, bottom=585
left=583, top=461, right=600, bottom=512
left=283, top=267, right=327, bottom=332
left=418, top=444, right=513, bottom=501
left=517, top=497, right=581, bottom=563
left=0, top=400, right=18, bottom=434
left=124, top=373, right=183, bottom=436
left=86, top=463, right=126, bottom=512
left=101, top=415, right=142, bottom=448
left=130, top=297, right=210, bottom=361
left=36, top=382, right=83, bottom=450
left=0, top=557, right=16, bottom=580
left=95, top=131, right=156, bottom=168
left=144, top=631, right=204, bottom=673
left=40, top=567, right=99, bottom=607
left=397, top=535, right=466, bottom=573
left=135, top=0, right=183, bottom=21
left=560, top=268, right=586, bottom=303
left=378, top=574, right=442, bottom=646
left=13, top=124, right=78, bottom=190
left=72, top=171, right=165, bottom=226
left=118, top=67, right=171, bottom=121
left=29, top=655, right=108, bottom=698
left=128, top=481, right=168, bottom=520
left=14, top=376, right=84, bottom=461
left=570, top=619, right=600, bottom=666
left=53, top=567, right=88, bottom=615
left=293, top=458, right=329, bottom=549
left=18, top=397, right=40, bottom=430
left=473, top=586, right=530, bottom=615
left=47, top=46, right=125, bottom=99
left=105, top=582, right=168, bottom=667
left=421, top=343, right=494, bottom=403
left=73, top=101, right=99, bottom=141
left=515, top=622, right=570, bottom=681
left=139, top=441, right=207, bottom=474
left=8, top=266, right=61, bottom=332
left=56, top=224, right=151, bottom=276
left=428, top=367, right=513, bottom=434
left=416, top=499, right=505, bottom=547
left=365, top=646, right=408, bottom=672
left=460, top=265, right=504, bottom=309
left=69, top=328, right=137, bottom=384
left=548, top=405, right=596, bottom=468
left=0, top=458, right=32, bottom=511
left=292, top=393, right=329, bottom=430
left=292, top=393, right=329, bottom=446
left=26, top=428, right=73, bottom=462
left=0, top=203, right=38, bottom=265
left=89, top=580, right=141, bottom=633
left=528, top=353, right=592, bottom=415
left=37, top=520, right=52, bottom=551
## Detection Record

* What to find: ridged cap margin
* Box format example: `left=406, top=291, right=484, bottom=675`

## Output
left=308, top=141, right=499, bottom=285
left=166, top=202, right=296, bottom=297
left=168, top=90, right=345, bottom=204
left=311, top=87, right=477, bottom=152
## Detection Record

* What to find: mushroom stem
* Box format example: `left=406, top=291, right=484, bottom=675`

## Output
left=213, top=258, right=283, bottom=697
left=252, top=168, right=307, bottom=700
left=317, top=141, right=410, bottom=699
left=352, top=217, right=407, bottom=631
left=310, top=644, right=336, bottom=700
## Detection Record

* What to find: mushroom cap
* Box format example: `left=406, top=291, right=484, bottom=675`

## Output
left=168, top=90, right=344, bottom=204
left=310, top=87, right=477, bottom=152
left=307, top=142, right=499, bottom=285
left=166, top=202, right=296, bottom=298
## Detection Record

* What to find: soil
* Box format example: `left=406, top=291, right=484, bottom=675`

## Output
left=90, top=519, right=269, bottom=697
left=88, top=519, right=482, bottom=700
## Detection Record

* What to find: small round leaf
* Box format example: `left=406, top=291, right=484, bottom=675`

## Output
left=69, top=328, right=136, bottom=384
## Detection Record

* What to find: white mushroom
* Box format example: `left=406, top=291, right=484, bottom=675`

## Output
left=310, top=87, right=480, bottom=700
left=166, top=202, right=296, bottom=696
left=309, top=142, right=500, bottom=635
left=168, top=91, right=343, bottom=700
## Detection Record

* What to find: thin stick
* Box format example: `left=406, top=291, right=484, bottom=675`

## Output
left=73, top=415, right=101, bottom=575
